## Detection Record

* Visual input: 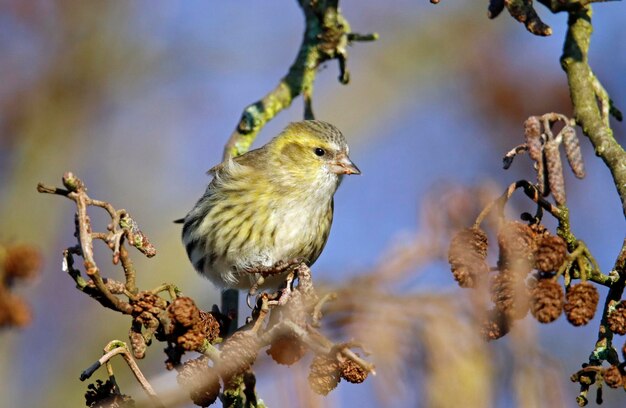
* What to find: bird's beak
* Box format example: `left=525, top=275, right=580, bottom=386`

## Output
left=331, top=154, right=361, bottom=175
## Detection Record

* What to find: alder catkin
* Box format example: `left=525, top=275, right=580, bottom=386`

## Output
left=561, top=125, right=585, bottom=179
left=544, top=138, right=566, bottom=205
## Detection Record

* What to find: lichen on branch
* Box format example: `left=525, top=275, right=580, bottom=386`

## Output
left=561, top=6, right=626, bottom=218
left=223, top=0, right=377, bottom=159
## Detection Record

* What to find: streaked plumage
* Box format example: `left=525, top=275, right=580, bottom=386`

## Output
left=182, top=120, right=360, bottom=289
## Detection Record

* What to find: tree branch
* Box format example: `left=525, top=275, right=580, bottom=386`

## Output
left=561, top=6, right=626, bottom=218
left=222, top=0, right=377, bottom=159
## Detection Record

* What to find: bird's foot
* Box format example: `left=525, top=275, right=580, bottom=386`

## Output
left=246, top=259, right=303, bottom=307
left=246, top=257, right=305, bottom=277
left=268, top=270, right=296, bottom=307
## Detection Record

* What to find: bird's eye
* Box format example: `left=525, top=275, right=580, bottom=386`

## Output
left=314, top=148, right=325, bottom=157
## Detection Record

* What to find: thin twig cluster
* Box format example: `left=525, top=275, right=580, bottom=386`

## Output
left=503, top=113, right=585, bottom=206
left=449, top=106, right=626, bottom=405
left=449, top=217, right=594, bottom=340
left=37, top=172, right=374, bottom=407
left=486, top=0, right=614, bottom=37
left=223, top=0, right=377, bottom=159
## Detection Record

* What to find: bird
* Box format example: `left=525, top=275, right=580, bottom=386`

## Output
left=181, top=120, right=360, bottom=290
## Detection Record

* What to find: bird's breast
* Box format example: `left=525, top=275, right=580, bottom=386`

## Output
left=269, top=197, right=333, bottom=262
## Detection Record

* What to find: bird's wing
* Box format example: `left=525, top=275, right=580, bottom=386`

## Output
left=206, top=147, right=266, bottom=175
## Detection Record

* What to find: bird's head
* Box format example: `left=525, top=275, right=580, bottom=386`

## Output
left=269, top=121, right=360, bottom=190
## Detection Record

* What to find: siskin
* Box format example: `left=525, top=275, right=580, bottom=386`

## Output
left=181, top=120, right=360, bottom=289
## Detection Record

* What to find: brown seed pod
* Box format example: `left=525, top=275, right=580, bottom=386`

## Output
left=524, top=116, right=543, bottom=163
left=267, top=333, right=308, bottom=366
left=448, top=227, right=489, bottom=288
left=165, top=298, right=220, bottom=352
left=603, top=365, right=623, bottom=389
left=218, top=330, right=260, bottom=381
left=497, top=221, right=536, bottom=273
left=129, top=328, right=147, bottom=359
left=169, top=297, right=201, bottom=328
left=308, top=354, right=341, bottom=395
left=544, top=138, right=566, bottom=205
left=534, top=234, right=568, bottom=273
left=340, top=358, right=368, bottom=384
left=3, top=244, right=42, bottom=282
left=563, top=282, right=599, bottom=326
left=490, top=270, right=529, bottom=320
left=0, top=294, right=32, bottom=328
left=481, top=308, right=510, bottom=341
left=198, top=310, right=221, bottom=344
left=529, top=279, right=564, bottom=323
left=85, top=379, right=135, bottom=408
left=177, top=357, right=220, bottom=407
left=607, top=302, right=626, bottom=335
left=537, top=155, right=550, bottom=197
left=177, top=330, right=206, bottom=351
left=131, top=291, right=168, bottom=327
left=561, top=125, right=586, bottom=179
left=524, top=116, right=548, bottom=195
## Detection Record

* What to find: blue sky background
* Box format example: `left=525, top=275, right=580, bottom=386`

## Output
left=1, top=1, right=625, bottom=407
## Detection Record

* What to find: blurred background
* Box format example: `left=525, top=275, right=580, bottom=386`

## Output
left=1, top=1, right=625, bottom=407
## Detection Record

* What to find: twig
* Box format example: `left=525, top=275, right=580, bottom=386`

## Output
left=561, top=6, right=626, bottom=217
left=474, top=180, right=561, bottom=228
left=37, top=173, right=158, bottom=314
left=312, top=292, right=338, bottom=327
left=502, top=143, right=528, bottom=169
left=149, top=282, right=181, bottom=300
left=80, top=340, right=164, bottom=408
left=222, top=0, right=377, bottom=159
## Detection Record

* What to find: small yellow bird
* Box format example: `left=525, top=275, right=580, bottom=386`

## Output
left=181, top=120, right=360, bottom=289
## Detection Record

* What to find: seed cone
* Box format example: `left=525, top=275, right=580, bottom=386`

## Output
left=562, top=125, right=586, bottom=179
left=166, top=297, right=221, bottom=351
left=544, top=138, right=566, bottom=205
left=607, top=302, right=626, bottom=335
left=308, top=354, right=341, bottom=395
left=603, top=365, right=623, bottom=389
left=0, top=294, right=32, bottom=328
left=524, top=116, right=543, bottom=163
left=340, top=358, right=368, bottom=384
left=481, top=309, right=510, bottom=341
left=129, top=329, right=147, bottom=359
left=497, top=221, right=536, bottom=273
left=267, top=333, right=307, bottom=366
left=529, top=279, right=563, bottom=323
left=84, top=379, right=134, bottom=408
left=490, top=271, right=529, bottom=320
left=3, top=244, right=42, bottom=281
left=534, top=234, right=568, bottom=273
left=564, top=282, right=599, bottom=326
left=131, top=291, right=167, bottom=328
left=177, top=357, right=220, bottom=407
left=448, top=227, right=489, bottom=288
left=219, top=331, right=260, bottom=380
left=169, top=297, right=200, bottom=328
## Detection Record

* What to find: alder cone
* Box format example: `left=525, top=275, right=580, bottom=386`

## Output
left=563, top=282, right=599, bottom=326
left=308, top=354, right=341, bottom=395
left=607, top=302, right=626, bottom=335
left=534, top=234, right=568, bottom=273
left=497, top=221, right=536, bottom=272
left=529, top=279, right=563, bottom=323
left=448, top=227, right=489, bottom=288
